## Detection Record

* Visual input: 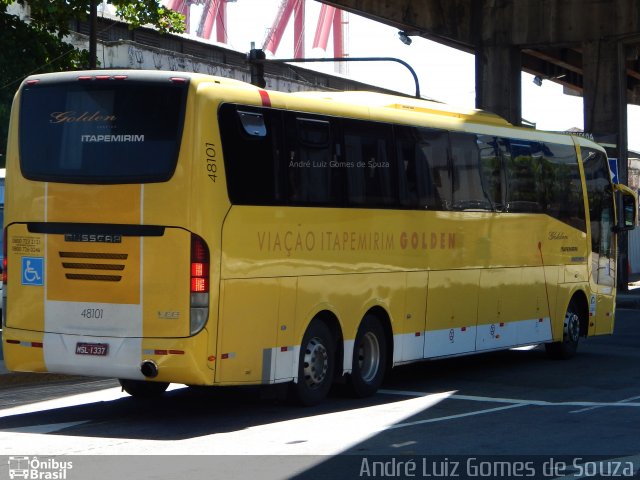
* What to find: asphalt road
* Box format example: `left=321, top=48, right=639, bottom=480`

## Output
left=0, top=309, right=639, bottom=480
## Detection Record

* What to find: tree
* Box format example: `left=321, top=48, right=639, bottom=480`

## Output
left=0, top=1, right=185, bottom=162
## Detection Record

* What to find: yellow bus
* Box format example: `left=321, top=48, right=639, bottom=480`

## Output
left=2, top=70, right=637, bottom=405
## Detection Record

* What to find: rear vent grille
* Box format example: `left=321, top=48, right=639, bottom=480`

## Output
left=59, top=252, right=128, bottom=282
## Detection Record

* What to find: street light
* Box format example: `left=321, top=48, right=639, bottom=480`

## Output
left=398, top=31, right=412, bottom=46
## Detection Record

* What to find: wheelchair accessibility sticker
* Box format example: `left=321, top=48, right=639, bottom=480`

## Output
left=22, top=257, right=44, bottom=286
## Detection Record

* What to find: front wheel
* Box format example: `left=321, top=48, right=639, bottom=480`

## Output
left=545, top=299, right=581, bottom=359
left=119, top=379, right=169, bottom=398
left=349, top=315, right=387, bottom=398
left=291, top=320, right=335, bottom=406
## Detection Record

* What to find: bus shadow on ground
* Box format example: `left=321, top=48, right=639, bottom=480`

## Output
left=0, top=338, right=632, bottom=442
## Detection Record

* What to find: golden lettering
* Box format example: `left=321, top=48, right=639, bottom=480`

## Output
left=50, top=111, right=117, bottom=124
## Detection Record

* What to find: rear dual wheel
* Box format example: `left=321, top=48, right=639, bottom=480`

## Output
left=292, top=315, right=388, bottom=405
left=291, top=320, right=335, bottom=406
left=349, top=315, right=387, bottom=398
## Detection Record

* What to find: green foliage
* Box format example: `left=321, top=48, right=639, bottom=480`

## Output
left=2, top=0, right=185, bottom=37
left=0, top=1, right=185, bottom=163
left=0, top=5, right=89, bottom=161
left=112, top=1, right=185, bottom=33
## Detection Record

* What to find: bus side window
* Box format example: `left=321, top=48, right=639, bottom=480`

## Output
left=396, top=126, right=451, bottom=210
left=343, top=119, right=396, bottom=207
left=285, top=115, right=343, bottom=206
left=219, top=104, right=282, bottom=205
left=450, top=132, right=493, bottom=211
left=501, top=139, right=545, bottom=213
left=476, top=135, right=504, bottom=211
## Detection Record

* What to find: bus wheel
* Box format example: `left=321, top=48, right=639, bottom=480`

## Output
left=349, top=315, right=387, bottom=398
left=291, top=320, right=335, bottom=406
left=545, top=300, right=581, bottom=359
left=119, top=379, right=169, bottom=398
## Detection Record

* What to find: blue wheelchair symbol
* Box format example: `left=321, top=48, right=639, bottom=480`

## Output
left=22, top=257, right=44, bottom=286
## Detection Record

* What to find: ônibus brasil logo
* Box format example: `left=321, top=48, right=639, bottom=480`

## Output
left=8, top=457, right=73, bottom=480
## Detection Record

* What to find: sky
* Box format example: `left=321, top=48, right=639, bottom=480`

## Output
left=184, top=0, right=640, bottom=152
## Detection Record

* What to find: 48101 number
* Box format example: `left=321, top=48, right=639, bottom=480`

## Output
left=205, top=142, right=218, bottom=182
left=80, top=308, right=104, bottom=319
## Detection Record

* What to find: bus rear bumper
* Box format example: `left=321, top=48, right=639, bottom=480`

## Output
left=2, top=327, right=214, bottom=386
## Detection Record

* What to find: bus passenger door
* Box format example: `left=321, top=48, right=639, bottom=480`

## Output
left=424, top=269, right=480, bottom=359
left=582, top=147, right=616, bottom=334
left=592, top=191, right=616, bottom=335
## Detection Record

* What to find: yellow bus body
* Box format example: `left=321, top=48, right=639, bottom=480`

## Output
left=1, top=71, right=627, bottom=400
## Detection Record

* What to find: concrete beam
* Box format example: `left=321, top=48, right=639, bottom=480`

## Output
left=323, top=0, right=640, bottom=47
left=320, top=0, right=476, bottom=50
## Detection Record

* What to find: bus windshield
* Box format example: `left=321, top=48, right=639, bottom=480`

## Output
left=19, top=79, right=188, bottom=184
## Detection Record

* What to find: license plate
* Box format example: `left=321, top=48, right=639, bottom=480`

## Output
left=75, top=342, right=109, bottom=356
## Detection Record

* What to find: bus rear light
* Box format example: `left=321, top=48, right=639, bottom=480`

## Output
left=190, top=234, right=209, bottom=335
left=191, top=262, right=205, bottom=277
left=2, top=228, right=6, bottom=327
left=170, top=77, right=188, bottom=83
left=2, top=228, right=6, bottom=284
left=191, top=277, right=208, bottom=293
left=190, top=235, right=209, bottom=293
left=25, top=79, right=40, bottom=85
left=77, top=75, right=129, bottom=81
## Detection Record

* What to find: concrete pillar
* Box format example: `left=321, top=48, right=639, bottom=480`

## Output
left=475, top=44, right=523, bottom=126
left=582, top=39, right=629, bottom=289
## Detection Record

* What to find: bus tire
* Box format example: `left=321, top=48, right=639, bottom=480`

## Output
left=291, top=320, right=335, bottom=406
left=545, top=299, right=581, bottom=360
left=349, top=315, right=387, bottom=398
left=119, top=379, right=169, bottom=398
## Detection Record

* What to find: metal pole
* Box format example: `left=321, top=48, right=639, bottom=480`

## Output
left=264, top=56, right=421, bottom=98
left=89, top=0, right=97, bottom=68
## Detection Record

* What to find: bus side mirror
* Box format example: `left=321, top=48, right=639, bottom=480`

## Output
left=613, top=183, right=638, bottom=232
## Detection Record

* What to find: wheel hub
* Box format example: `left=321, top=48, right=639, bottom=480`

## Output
left=564, top=312, right=580, bottom=343
left=358, top=331, right=381, bottom=383
left=303, top=337, right=328, bottom=389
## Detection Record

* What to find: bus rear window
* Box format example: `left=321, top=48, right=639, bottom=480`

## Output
left=19, top=80, right=188, bottom=184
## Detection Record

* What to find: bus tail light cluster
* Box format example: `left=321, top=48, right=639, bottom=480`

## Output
left=190, top=234, right=209, bottom=335
left=2, top=228, right=6, bottom=285
left=2, top=228, right=7, bottom=327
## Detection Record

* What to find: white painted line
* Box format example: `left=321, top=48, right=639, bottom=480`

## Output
left=570, top=394, right=640, bottom=414
left=391, top=441, right=417, bottom=448
left=379, top=389, right=458, bottom=398
left=382, top=403, right=527, bottom=430
left=453, top=393, right=640, bottom=408
left=380, top=389, right=640, bottom=408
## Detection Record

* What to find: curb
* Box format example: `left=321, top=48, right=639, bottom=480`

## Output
left=0, top=363, right=90, bottom=389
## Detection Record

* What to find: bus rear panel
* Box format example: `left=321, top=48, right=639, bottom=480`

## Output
left=3, top=72, right=214, bottom=386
